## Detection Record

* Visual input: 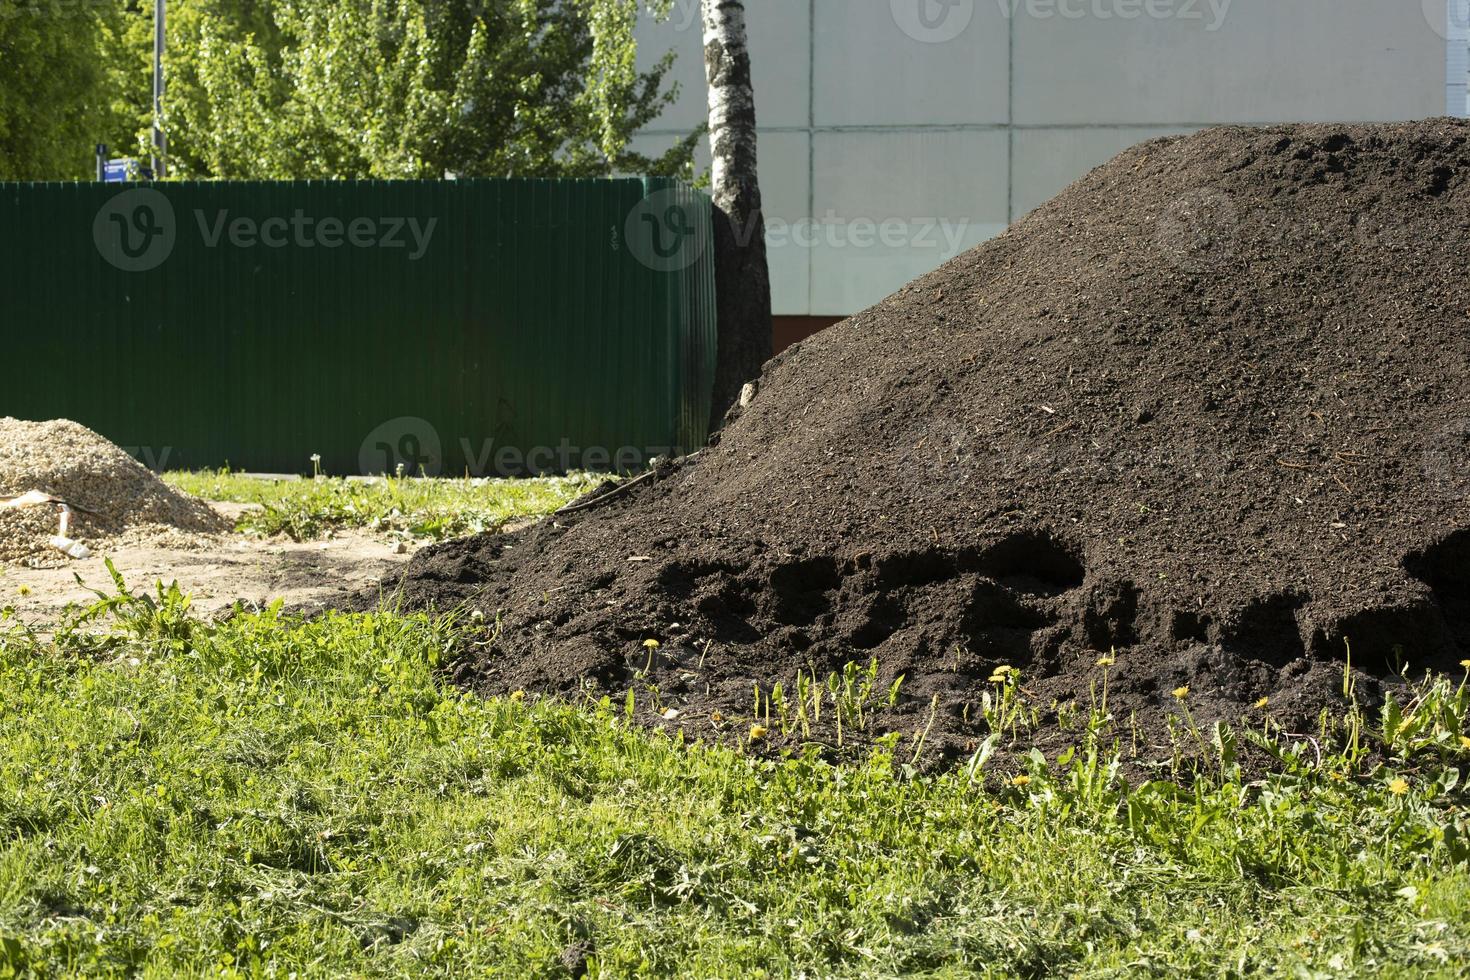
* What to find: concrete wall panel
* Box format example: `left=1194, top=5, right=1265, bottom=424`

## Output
left=633, top=1, right=1455, bottom=315
left=1012, top=0, right=1446, bottom=125
left=634, top=0, right=812, bottom=132
left=813, top=0, right=1011, bottom=126
left=810, top=130, right=1008, bottom=313
left=1010, top=125, right=1194, bottom=218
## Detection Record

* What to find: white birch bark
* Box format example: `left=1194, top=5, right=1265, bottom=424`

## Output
left=701, top=0, right=772, bottom=425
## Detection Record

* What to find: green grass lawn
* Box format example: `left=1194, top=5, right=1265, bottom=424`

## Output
left=165, top=470, right=605, bottom=542
left=2, top=478, right=1468, bottom=976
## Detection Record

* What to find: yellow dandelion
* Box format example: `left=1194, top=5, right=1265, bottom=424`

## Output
left=17, top=585, right=31, bottom=597
left=508, top=690, right=525, bottom=702
left=988, top=665, right=1017, bottom=684
left=1461, top=659, right=1470, bottom=670
left=1459, top=735, right=1470, bottom=751
left=749, top=724, right=768, bottom=741
left=1172, top=686, right=1190, bottom=700
left=1096, top=656, right=1116, bottom=667
left=1010, top=774, right=1031, bottom=787
left=711, top=711, right=724, bottom=723
left=1387, top=778, right=1409, bottom=796
left=643, top=639, right=661, bottom=650
left=1254, top=697, right=1270, bottom=709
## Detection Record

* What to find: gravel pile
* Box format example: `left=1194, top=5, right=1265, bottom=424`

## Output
left=0, top=418, right=229, bottom=566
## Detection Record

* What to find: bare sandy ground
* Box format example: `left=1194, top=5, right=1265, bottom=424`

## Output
left=1, top=503, right=415, bottom=627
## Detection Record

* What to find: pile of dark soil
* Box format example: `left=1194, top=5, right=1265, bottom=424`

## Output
left=377, top=120, right=1470, bottom=770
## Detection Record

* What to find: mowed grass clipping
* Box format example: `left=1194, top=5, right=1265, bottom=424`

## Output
left=165, top=470, right=605, bottom=542
left=1, top=585, right=1469, bottom=977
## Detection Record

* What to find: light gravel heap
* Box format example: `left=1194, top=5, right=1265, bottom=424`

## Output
left=0, top=418, right=228, bottom=566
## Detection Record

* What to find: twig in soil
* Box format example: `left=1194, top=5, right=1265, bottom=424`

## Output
left=552, top=471, right=657, bottom=516
left=551, top=452, right=702, bottom=518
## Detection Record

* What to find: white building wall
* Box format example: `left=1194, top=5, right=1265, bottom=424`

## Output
left=634, top=0, right=1454, bottom=317
left=1450, top=1, right=1470, bottom=116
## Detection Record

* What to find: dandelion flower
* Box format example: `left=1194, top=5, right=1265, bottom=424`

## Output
left=749, top=724, right=768, bottom=741
left=1172, top=686, right=1190, bottom=700
left=17, top=585, right=31, bottom=597
left=1461, top=659, right=1470, bottom=670
left=1010, top=774, right=1031, bottom=787
left=1460, top=735, right=1470, bottom=751
left=988, top=665, right=1016, bottom=684
left=509, top=690, right=525, bottom=702
left=1096, top=656, right=1116, bottom=667
left=643, top=639, right=661, bottom=650
left=711, top=711, right=724, bottom=723
left=1254, top=697, right=1270, bottom=709
left=1388, top=778, right=1409, bottom=796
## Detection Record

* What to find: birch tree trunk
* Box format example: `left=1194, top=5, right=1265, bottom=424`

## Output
left=702, top=0, right=772, bottom=428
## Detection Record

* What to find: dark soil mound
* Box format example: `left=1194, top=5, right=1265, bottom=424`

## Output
left=379, top=120, right=1470, bottom=770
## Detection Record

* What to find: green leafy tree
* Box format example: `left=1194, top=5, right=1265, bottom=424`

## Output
left=0, top=1, right=121, bottom=179
left=108, top=0, right=697, bottom=179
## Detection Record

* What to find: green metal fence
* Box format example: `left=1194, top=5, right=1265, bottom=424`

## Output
left=0, top=178, right=716, bottom=475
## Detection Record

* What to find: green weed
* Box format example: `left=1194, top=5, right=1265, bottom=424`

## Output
left=166, top=469, right=604, bottom=542
left=0, top=576, right=1467, bottom=975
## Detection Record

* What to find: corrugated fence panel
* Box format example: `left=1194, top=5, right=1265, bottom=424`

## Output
left=0, top=178, right=717, bottom=475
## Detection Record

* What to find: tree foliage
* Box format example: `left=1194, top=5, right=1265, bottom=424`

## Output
left=0, top=0, right=695, bottom=180
left=109, top=0, right=697, bottom=179
left=0, top=1, right=121, bottom=179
